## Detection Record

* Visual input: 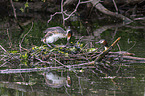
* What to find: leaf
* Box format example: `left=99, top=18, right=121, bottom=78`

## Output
left=65, top=53, right=69, bottom=57
left=9, top=50, right=18, bottom=54
left=20, top=7, right=24, bottom=12
left=25, top=2, right=29, bottom=8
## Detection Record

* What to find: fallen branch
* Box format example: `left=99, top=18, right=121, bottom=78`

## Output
left=89, top=0, right=133, bottom=23
left=122, top=56, right=145, bottom=61
left=0, top=67, right=54, bottom=74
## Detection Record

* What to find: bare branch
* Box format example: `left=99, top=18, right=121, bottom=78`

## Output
left=61, top=0, right=65, bottom=25
left=80, top=1, right=92, bottom=4
left=7, top=29, right=12, bottom=48
left=19, top=22, right=33, bottom=52
left=112, top=0, right=118, bottom=12
left=10, top=0, right=23, bottom=30
left=0, top=45, right=10, bottom=56
left=47, top=12, right=62, bottom=23
left=47, top=0, right=91, bottom=26
left=64, top=0, right=80, bottom=21
left=10, top=0, right=17, bottom=20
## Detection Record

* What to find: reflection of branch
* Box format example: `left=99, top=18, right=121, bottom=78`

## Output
left=111, top=78, right=121, bottom=90
left=78, top=77, right=83, bottom=95
left=93, top=22, right=131, bottom=38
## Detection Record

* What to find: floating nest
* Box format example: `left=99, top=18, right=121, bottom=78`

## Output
left=22, top=37, right=123, bottom=66
left=1, top=37, right=145, bottom=74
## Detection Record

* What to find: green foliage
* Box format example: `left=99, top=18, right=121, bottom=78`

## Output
left=9, top=50, right=18, bottom=54
left=20, top=7, right=24, bottom=12
left=20, top=52, right=28, bottom=60
left=41, top=0, right=46, bottom=2
left=25, top=2, right=29, bottom=8
left=20, top=2, right=29, bottom=13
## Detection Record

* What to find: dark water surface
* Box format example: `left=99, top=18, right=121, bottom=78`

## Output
left=0, top=13, right=145, bottom=96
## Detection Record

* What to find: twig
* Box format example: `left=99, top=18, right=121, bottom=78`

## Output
left=0, top=62, right=7, bottom=67
left=0, top=45, right=11, bottom=56
left=134, top=17, right=145, bottom=20
left=61, top=0, right=65, bottom=25
left=116, top=63, right=122, bottom=73
left=47, top=12, right=62, bottom=24
left=117, top=43, right=121, bottom=52
left=76, top=36, right=84, bottom=44
left=35, top=57, right=51, bottom=64
left=51, top=57, right=68, bottom=68
left=127, top=41, right=136, bottom=51
left=10, top=0, right=17, bottom=21
left=47, top=0, right=90, bottom=26
left=7, top=29, right=12, bottom=48
left=80, top=1, right=92, bottom=4
left=19, top=22, right=33, bottom=52
left=112, top=0, right=118, bottom=12
left=112, top=27, right=118, bottom=41
left=10, top=0, right=23, bottom=30
left=63, top=0, right=81, bottom=21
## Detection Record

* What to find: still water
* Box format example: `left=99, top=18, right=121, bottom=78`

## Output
left=0, top=14, right=145, bottom=96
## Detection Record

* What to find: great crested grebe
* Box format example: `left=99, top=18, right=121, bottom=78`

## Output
left=99, top=39, right=109, bottom=50
left=42, top=26, right=72, bottom=48
left=98, top=39, right=134, bottom=56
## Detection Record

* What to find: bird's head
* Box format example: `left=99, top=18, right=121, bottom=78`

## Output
left=41, top=38, right=46, bottom=43
left=66, top=28, right=72, bottom=41
left=96, top=39, right=109, bottom=50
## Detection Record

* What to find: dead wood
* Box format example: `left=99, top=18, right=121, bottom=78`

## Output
left=89, top=0, right=133, bottom=23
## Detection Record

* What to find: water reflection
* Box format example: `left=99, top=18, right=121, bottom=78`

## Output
left=0, top=61, right=145, bottom=96
left=44, top=72, right=70, bottom=88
